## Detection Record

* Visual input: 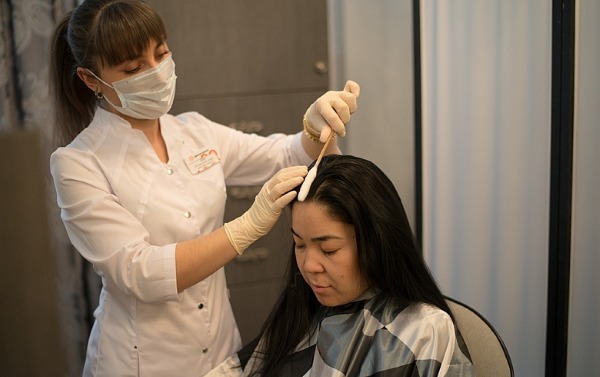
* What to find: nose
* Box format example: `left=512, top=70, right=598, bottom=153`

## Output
left=299, top=247, right=325, bottom=274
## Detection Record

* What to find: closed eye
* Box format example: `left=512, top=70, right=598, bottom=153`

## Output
left=124, top=65, right=142, bottom=74
left=294, top=242, right=306, bottom=251
left=122, top=51, right=170, bottom=75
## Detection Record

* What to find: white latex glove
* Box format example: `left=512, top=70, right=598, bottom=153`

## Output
left=304, top=80, right=360, bottom=142
left=224, top=166, right=308, bottom=254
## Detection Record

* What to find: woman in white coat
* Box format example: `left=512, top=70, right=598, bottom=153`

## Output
left=48, top=0, right=359, bottom=375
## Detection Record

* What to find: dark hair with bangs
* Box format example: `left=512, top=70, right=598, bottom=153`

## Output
left=89, top=2, right=166, bottom=68
left=49, top=0, right=167, bottom=146
left=249, top=154, right=454, bottom=376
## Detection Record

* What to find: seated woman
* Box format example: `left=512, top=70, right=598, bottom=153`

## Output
left=207, top=154, right=475, bottom=376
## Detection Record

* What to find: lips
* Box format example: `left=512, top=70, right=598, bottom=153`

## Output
left=309, top=282, right=330, bottom=294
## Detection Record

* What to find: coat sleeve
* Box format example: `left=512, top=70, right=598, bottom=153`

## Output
left=176, top=112, right=312, bottom=186
left=50, top=147, right=179, bottom=303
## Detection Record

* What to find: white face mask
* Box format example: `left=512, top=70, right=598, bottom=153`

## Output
left=90, top=55, right=177, bottom=119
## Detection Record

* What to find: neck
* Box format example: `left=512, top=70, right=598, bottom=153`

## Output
left=101, top=102, right=159, bottom=131
left=129, top=116, right=168, bottom=163
left=131, top=118, right=161, bottom=141
left=140, top=120, right=168, bottom=162
left=102, top=105, right=169, bottom=162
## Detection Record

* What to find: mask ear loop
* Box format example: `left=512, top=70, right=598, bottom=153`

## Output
left=86, top=68, right=106, bottom=100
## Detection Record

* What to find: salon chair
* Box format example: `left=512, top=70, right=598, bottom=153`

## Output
left=445, top=296, right=514, bottom=377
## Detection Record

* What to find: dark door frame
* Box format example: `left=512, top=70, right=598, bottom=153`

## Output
left=546, top=0, right=575, bottom=375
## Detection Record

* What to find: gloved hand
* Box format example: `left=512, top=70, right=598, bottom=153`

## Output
left=304, top=80, right=360, bottom=143
left=224, top=166, right=308, bottom=254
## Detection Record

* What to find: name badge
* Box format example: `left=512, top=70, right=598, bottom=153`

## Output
left=184, top=146, right=220, bottom=175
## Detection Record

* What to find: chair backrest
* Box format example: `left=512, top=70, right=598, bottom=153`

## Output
left=445, top=297, right=514, bottom=377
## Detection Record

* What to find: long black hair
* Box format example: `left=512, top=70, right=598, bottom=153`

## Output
left=251, top=154, right=453, bottom=376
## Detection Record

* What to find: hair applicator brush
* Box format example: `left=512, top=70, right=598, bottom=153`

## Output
left=297, top=131, right=335, bottom=201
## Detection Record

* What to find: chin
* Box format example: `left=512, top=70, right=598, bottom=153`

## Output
left=316, top=296, right=349, bottom=308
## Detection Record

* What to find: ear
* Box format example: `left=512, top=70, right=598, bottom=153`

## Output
left=76, top=67, right=99, bottom=93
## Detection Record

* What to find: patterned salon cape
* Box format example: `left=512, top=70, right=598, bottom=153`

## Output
left=206, top=294, right=475, bottom=376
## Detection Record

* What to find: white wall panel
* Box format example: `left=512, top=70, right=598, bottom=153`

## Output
left=328, top=0, right=416, bottom=229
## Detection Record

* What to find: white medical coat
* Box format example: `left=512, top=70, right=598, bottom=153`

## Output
left=50, top=108, right=312, bottom=376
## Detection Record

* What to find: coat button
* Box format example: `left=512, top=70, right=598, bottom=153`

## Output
left=197, top=303, right=204, bottom=309
left=167, top=167, right=174, bottom=175
left=202, top=348, right=209, bottom=353
left=184, top=211, right=191, bottom=218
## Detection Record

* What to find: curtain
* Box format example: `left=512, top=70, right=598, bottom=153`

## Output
left=0, top=1, right=100, bottom=375
left=420, top=1, right=552, bottom=376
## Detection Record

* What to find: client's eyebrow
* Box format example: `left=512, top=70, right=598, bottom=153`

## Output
left=291, top=228, right=342, bottom=242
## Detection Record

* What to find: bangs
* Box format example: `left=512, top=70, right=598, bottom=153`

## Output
left=88, top=1, right=167, bottom=68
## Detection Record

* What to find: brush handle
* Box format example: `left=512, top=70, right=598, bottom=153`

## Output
left=297, top=131, right=335, bottom=202
left=315, top=131, right=335, bottom=168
